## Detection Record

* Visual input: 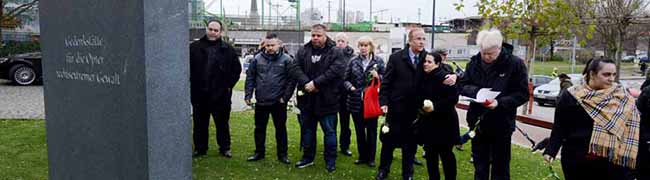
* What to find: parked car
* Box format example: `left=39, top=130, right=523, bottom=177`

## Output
left=533, top=74, right=583, bottom=106
left=622, top=55, right=637, bottom=62
left=638, top=54, right=650, bottom=62
left=0, top=52, right=42, bottom=85
left=531, top=75, right=553, bottom=89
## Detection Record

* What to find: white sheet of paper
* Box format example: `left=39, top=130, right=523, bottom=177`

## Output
left=461, top=88, right=501, bottom=103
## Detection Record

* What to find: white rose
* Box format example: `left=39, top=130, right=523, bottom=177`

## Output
left=423, top=99, right=433, bottom=109
left=468, top=130, right=476, bottom=138
left=297, top=90, right=304, bottom=96
left=381, top=125, right=390, bottom=134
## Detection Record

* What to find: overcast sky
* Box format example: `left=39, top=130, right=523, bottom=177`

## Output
left=205, top=0, right=479, bottom=24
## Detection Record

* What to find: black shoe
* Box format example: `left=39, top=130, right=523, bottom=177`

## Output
left=413, top=158, right=423, bottom=166
left=247, top=153, right=264, bottom=161
left=219, top=150, right=232, bottom=158
left=326, top=165, right=336, bottom=173
left=192, top=151, right=206, bottom=158
left=354, top=159, right=367, bottom=165
left=375, top=170, right=389, bottom=180
left=341, top=149, right=352, bottom=156
left=368, top=161, right=376, bottom=167
left=278, top=156, right=290, bottom=164
left=295, top=159, right=314, bottom=168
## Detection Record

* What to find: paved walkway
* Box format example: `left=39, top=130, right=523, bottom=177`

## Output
left=0, top=80, right=44, bottom=119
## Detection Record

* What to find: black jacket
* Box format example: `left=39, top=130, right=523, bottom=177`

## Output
left=343, top=55, right=385, bottom=113
left=638, top=86, right=650, bottom=144
left=379, top=48, right=428, bottom=113
left=244, top=51, right=295, bottom=106
left=415, top=63, right=460, bottom=145
left=337, top=45, right=356, bottom=109
left=459, top=43, right=529, bottom=135
left=189, top=36, right=242, bottom=110
left=543, top=90, right=593, bottom=159
left=289, top=38, right=346, bottom=116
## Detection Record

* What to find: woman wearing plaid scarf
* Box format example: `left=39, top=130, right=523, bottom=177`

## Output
left=543, top=58, right=640, bottom=180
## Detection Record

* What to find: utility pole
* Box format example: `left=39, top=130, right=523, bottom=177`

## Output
left=328, top=0, right=332, bottom=23
left=311, top=0, right=314, bottom=23
left=369, top=0, right=372, bottom=22
left=418, top=8, right=421, bottom=24
left=262, top=0, right=265, bottom=26
left=220, top=0, right=224, bottom=21
left=343, top=0, right=346, bottom=31
left=431, top=0, right=436, bottom=50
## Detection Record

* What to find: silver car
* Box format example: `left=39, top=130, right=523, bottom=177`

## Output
left=533, top=74, right=583, bottom=106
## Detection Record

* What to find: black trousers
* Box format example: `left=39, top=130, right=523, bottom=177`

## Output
left=424, top=144, right=456, bottom=180
left=192, top=106, right=231, bottom=153
left=339, top=107, right=352, bottom=151
left=253, top=103, right=288, bottom=157
left=638, top=141, right=650, bottom=180
left=560, top=151, right=631, bottom=180
left=351, top=111, right=378, bottom=162
left=471, top=131, right=512, bottom=180
left=378, top=112, right=417, bottom=179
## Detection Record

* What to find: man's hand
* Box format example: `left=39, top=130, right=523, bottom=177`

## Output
left=543, top=154, right=554, bottom=164
left=381, top=106, right=388, bottom=113
left=245, top=99, right=252, bottom=106
left=443, top=74, right=457, bottom=86
left=305, top=81, right=317, bottom=92
left=484, top=99, right=498, bottom=110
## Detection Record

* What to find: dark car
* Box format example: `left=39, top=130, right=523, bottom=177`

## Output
left=0, top=52, right=42, bottom=85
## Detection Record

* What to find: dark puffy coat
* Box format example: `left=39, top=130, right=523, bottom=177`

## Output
left=638, top=86, right=650, bottom=146
left=244, top=51, right=295, bottom=106
left=414, top=63, right=460, bottom=145
left=338, top=45, right=356, bottom=110
left=343, top=55, right=385, bottom=113
left=289, top=38, right=346, bottom=116
left=458, top=43, right=529, bottom=135
left=189, top=35, right=242, bottom=110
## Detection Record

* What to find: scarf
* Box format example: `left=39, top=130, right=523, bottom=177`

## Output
left=568, top=83, right=641, bottom=168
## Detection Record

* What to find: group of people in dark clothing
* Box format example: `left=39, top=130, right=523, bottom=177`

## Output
left=189, top=19, right=650, bottom=180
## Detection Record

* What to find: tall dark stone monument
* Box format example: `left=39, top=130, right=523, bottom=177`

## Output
left=39, top=0, right=191, bottom=179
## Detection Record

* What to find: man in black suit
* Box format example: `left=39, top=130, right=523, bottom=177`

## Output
left=376, top=28, right=427, bottom=180
left=189, top=20, right=242, bottom=158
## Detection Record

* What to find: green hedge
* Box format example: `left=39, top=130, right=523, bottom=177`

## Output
left=0, top=41, right=41, bottom=57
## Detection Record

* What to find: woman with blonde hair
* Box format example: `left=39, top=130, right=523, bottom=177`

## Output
left=343, top=36, right=385, bottom=167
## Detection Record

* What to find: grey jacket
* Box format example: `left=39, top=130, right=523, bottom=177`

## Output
left=245, top=51, right=296, bottom=106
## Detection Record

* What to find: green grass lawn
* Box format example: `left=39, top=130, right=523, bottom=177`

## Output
left=0, top=111, right=564, bottom=179
left=234, top=79, right=245, bottom=92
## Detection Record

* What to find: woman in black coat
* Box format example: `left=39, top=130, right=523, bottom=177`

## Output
left=543, top=58, right=640, bottom=180
left=636, top=80, right=650, bottom=180
left=415, top=52, right=459, bottom=180
left=343, top=36, right=385, bottom=167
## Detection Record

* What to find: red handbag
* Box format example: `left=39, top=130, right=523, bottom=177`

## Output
left=363, top=78, right=383, bottom=119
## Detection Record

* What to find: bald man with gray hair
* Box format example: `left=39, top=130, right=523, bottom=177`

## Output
left=458, top=28, right=529, bottom=180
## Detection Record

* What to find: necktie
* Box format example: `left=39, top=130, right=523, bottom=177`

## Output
left=414, top=55, right=420, bottom=66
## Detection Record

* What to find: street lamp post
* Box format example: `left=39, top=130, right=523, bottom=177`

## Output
left=431, top=0, right=435, bottom=50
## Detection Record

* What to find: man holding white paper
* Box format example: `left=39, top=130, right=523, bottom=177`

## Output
left=458, top=28, right=529, bottom=180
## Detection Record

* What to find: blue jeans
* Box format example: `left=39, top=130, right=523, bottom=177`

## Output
left=301, top=113, right=338, bottom=166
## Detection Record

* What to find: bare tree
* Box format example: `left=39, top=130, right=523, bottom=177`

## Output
left=592, top=0, right=649, bottom=80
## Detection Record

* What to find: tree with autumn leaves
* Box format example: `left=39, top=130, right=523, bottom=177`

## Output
left=1, top=0, right=39, bottom=43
